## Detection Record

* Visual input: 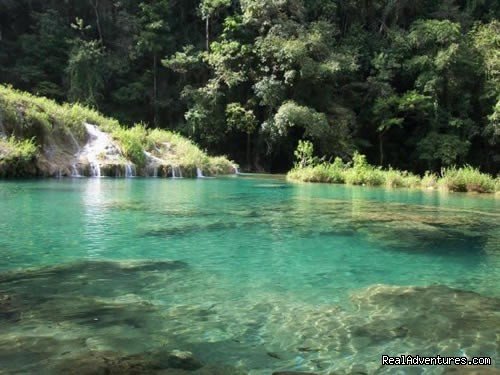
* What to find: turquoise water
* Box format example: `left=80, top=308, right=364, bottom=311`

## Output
left=0, top=176, right=499, bottom=374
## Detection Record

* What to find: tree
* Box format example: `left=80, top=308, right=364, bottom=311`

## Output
left=226, top=103, right=257, bottom=168
left=67, top=40, right=106, bottom=106
left=136, top=0, right=170, bottom=126
left=200, top=0, right=231, bottom=51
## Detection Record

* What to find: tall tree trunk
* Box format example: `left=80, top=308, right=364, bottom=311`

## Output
left=90, top=0, right=103, bottom=43
left=379, top=132, right=385, bottom=166
left=206, top=16, right=210, bottom=51
left=153, top=53, right=158, bottom=126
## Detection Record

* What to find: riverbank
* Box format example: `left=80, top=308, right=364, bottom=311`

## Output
left=0, top=85, right=236, bottom=178
left=288, top=153, right=499, bottom=194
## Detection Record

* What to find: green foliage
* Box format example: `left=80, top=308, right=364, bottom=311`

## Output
left=162, top=46, right=204, bottom=74
left=274, top=101, right=329, bottom=139
left=440, top=166, right=496, bottom=193
left=200, top=0, right=231, bottom=18
left=0, top=0, right=499, bottom=174
left=343, top=153, right=385, bottom=186
left=147, top=128, right=234, bottom=173
left=418, top=132, right=470, bottom=167
left=0, top=137, right=38, bottom=177
left=136, top=0, right=171, bottom=55
left=1, top=137, right=38, bottom=161
left=421, top=171, right=439, bottom=189
left=67, top=41, right=106, bottom=106
left=0, top=85, right=234, bottom=177
left=0, top=85, right=85, bottom=140
left=293, top=140, right=315, bottom=168
left=288, top=151, right=498, bottom=193
left=112, top=125, right=149, bottom=167
left=225, top=103, right=257, bottom=134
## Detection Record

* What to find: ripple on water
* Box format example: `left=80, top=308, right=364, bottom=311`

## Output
left=0, top=179, right=498, bottom=374
left=1, top=260, right=499, bottom=374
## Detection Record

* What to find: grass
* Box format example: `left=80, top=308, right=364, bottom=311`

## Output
left=111, top=126, right=235, bottom=174
left=0, top=84, right=235, bottom=177
left=288, top=152, right=498, bottom=194
left=439, top=166, right=496, bottom=193
left=0, top=137, right=38, bottom=177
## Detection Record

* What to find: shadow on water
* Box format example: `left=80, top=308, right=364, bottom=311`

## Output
left=142, top=221, right=242, bottom=237
left=0, top=260, right=244, bottom=374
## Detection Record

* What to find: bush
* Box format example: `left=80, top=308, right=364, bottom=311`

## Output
left=384, top=169, right=421, bottom=188
left=0, top=137, right=38, bottom=177
left=343, top=153, right=385, bottom=186
left=439, top=166, right=495, bottom=193
left=421, top=171, right=439, bottom=189
left=113, top=124, right=149, bottom=167
left=288, top=144, right=497, bottom=194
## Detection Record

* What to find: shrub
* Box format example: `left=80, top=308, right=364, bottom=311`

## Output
left=343, top=153, right=385, bottom=186
left=384, top=169, right=421, bottom=188
left=287, top=147, right=498, bottom=194
left=113, top=124, right=149, bottom=167
left=439, top=166, right=495, bottom=193
left=421, top=171, right=439, bottom=189
left=0, top=137, right=38, bottom=177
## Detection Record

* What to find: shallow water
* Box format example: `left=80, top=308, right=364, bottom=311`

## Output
left=0, top=176, right=499, bottom=374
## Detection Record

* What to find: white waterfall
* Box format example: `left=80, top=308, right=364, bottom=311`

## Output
left=125, top=164, right=136, bottom=178
left=80, top=124, right=109, bottom=178
left=88, top=160, right=101, bottom=178
left=71, top=164, right=82, bottom=178
left=196, top=167, right=204, bottom=178
left=233, top=165, right=240, bottom=174
left=171, top=165, right=183, bottom=178
left=67, top=129, right=81, bottom=153
left=76, top=123, right=123, bottom=177
left=143, top=150, right=165, bottom=177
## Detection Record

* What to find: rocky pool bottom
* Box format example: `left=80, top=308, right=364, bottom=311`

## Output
left=1, top=259, right=499, bottom=375
left=0, top=178, right=499, bottom=374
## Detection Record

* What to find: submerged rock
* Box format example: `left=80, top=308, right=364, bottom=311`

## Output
left=350, top=285, right=500, bottom=343
left=143, top=221, right=240, bottom=238
left=48, top=349, right=245, bottom=375
left=0, top=259, right=188, bottom=284
left=159, top=350, right=204, bottom=370
left=0, top=292, right=21, bottom=322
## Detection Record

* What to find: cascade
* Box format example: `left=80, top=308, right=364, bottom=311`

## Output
left=143, top=151, right=164, bottom=177
left=67, top=129, right=81, bottom=153
left=171, top=165, right=183, bottom=178
left=196, top=168, right=204, bottom=178
left=76, top=123, right=124, bottom=178
left=88, top=160, right=101, bottom=178
left=71, top=164, right=82, bottom=178
left=125, top=164, right=136, bottom=178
